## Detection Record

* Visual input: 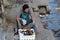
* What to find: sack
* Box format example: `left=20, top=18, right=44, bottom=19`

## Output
left=21, top=19, right=27, bottom=25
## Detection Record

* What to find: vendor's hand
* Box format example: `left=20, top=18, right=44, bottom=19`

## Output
left=20, top=29, right=24, bottom=33
left=18, top=20, right=21, bottom=26
left=32, top=21, right=34, bottom=25
left=18, top=23, right=21, bottom=26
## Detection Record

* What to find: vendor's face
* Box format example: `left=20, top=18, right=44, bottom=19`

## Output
left=24, top=8, right=29, bottom=13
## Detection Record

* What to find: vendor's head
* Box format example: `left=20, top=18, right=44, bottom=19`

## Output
left=22, top=4, right=29, bottom=13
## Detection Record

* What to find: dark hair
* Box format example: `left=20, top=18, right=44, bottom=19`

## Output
left=22, top=4, right=29, bottom=10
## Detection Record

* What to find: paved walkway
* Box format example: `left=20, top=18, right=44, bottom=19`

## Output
left=0, top=0, right=56, bottom=40
left=34, top=12, right=55, bottom=40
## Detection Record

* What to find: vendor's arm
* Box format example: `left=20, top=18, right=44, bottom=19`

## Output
left=16, top=15, right=21, bottom=26
left=30, top=14, right=35, bottom=25
left=29, top=8, right=35, bottom=24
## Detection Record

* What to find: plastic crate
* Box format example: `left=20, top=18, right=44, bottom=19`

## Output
left=18, top=29, right=35, bottom=40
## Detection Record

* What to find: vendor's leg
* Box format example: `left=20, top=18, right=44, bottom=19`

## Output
left=17, top=19, right=32, bottom=29
left=15, top=20, right=22, bottom=35
left=15, top=20, right=20, bottom=35
left=27, top=19, right=32, bottom=25
left=27, top=19, right=36, bottom=32
left=32, top=24, right=36, bottom=32
left=16, top=20, right=19, bottom=30
left=16, top=19, right=23, bottom=30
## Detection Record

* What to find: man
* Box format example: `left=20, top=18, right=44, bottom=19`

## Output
left=16, top=4, right=36, bottom=32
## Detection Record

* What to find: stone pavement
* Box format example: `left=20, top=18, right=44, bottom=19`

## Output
left=0, top=0, right=56, bottom=40
left=0, top=18, right=2, bottom=40
left=34, top=12, right=55, bottom=40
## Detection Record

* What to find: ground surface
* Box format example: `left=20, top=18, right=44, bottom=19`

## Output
left=0, top=0, right=56, bottom=40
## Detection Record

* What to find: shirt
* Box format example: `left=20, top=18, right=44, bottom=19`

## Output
left=18, top=8, right=33, bottom=20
